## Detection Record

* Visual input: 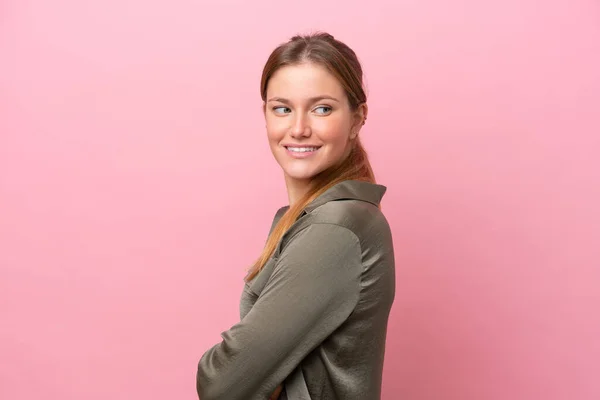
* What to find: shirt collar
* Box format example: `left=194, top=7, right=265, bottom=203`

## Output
left=274, top=180, right=385, bottom=216
left=303, top=179, right=386, bottom=212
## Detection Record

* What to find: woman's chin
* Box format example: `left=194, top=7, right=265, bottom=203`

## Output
left=285, top=173, right=316, bottom=183
left=282, top=168, right=320, bottom=183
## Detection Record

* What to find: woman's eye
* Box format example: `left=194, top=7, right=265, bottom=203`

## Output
left=273, top=106, right=291, bottom=114
left=314, top=106, right=332, bottom=115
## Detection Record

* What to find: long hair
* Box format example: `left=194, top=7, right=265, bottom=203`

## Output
left=246, top=32, right=376, bottom=281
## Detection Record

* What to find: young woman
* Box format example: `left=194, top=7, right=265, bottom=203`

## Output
left=196, top=32, right=396, bottom=400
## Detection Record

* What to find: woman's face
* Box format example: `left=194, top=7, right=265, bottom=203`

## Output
left=264, top=63, right=365, bottom=185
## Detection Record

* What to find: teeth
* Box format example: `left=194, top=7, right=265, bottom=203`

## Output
left=287, top=147, right=319, bottom=153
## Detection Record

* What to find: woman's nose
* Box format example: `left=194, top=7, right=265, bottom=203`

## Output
left=289, top=114, right=311, bottom=138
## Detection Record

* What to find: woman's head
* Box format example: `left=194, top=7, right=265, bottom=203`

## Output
left=260, top=32, right=369, bottom=186
left=247, top=32, right=376, bottom=281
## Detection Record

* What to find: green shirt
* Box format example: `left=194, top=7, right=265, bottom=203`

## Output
left=197, top=180, right=396, bottom=399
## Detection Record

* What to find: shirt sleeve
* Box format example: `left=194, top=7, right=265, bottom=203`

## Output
left=196, top=223, right=363, bottom=400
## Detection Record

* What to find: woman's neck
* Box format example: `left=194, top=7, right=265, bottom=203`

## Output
left=284, top=175, right=313, bottom=208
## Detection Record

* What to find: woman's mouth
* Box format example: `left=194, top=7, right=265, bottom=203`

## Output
left=284, top=146, right=321, bottom=158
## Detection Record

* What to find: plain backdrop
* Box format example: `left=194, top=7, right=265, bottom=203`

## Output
left=1, top=0, right=599, bottom=399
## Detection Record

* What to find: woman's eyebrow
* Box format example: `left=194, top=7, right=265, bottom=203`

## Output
left=267, top=96, right=340, bottom=104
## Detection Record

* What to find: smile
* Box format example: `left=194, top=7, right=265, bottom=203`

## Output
left=284, top=146, right=321, bottom=158
left=285, top=146, right=320, bottom=153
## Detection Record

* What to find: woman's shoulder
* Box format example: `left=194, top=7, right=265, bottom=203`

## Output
left=310, top=198, right=389, bottom=232
left=279, top=199, right=391, bottom=253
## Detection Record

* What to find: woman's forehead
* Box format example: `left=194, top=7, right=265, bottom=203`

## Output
left=266, top=63, right=345, bottom=100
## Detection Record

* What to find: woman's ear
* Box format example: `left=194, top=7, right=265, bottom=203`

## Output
left=359, top=103, right=369, bottom=126
left=351, top=103, right=368, bottom=139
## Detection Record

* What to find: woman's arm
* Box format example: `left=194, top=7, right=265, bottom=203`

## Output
left=196, top=223, right=362, bottom=400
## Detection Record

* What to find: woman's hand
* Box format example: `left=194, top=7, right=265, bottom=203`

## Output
left=269, top=384, right=283, bottom=400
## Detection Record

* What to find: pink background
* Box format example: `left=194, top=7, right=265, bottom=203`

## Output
left=1, top=0, right=599, bottom=399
